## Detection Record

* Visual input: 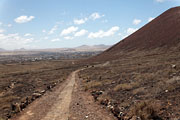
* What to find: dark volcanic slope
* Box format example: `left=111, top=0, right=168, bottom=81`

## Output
left=91, top=7, right=180, bottom=62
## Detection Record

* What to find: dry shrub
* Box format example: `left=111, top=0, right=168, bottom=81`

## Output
left=84, top=79, right=112, bottom=91
left=130, top=101, right=162, bottom=120
left=84, top=81, right=102, bottom=91
left=98, top=93, right=111, bottom=105
left=114, top=82, right=139, bottom=91
left=132, top=87, right=145, bottom=95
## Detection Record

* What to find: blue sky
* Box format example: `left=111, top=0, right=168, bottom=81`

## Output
left=0, top=0, right=179, bottom=50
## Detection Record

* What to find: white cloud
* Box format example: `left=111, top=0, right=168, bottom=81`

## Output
left=14, top=16, right=35, bottom=23
left=155, top=0, right=178, bottom=3
left=73, top=12, right=105, bottom=25
left=0, top=22, right=2, bottom=26
left=7, top=24, right=12, bottom=27
left=90, top=12, right=104, bottom=20
left=127, top=28, right=138, bottom=35
left=42, top=29, right=46, bottom=33
left=118, top=33, right=122, bottom=36
left=24, top=33, right=32, bottom=37
left=155, top=0, right=165, bottom=2
left=25, top=38, right=34, bottom=43
left=51, top=38, right=61, bottom=42
left=60, top=26, right=78, bottom=36
left=74, top=18, right=88, bottom=25
left=133, top=19, right=141, bottom=25
left=44, top=37, right=48, bottom=40
left=64, top=36, right=74, bottom=40
left=0, top=29, right=5, bottom=33
left=74, top=29, right=88, bottom=37
left=148, top=17, right=155, bottom=22
left=0, top=33, right=34, bottom=49
left=48, top=25, right=58, bottom=35
left=88, top=26, right=119, bottom=39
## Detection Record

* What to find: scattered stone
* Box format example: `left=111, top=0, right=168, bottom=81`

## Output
left=10, top=83, right=15, bottom=88
left=6, top=113, right=11, bottom=119
left=165, top=90, right=168, bottom=93
left=47, top=85, right=52, bottom=90
left=32, top=93, right=42, bottom=99
left=85, top=115, right=89, bottom=119
left=20, top=97, right=29, bottom=110
left=112, top=81, right=116, bottom=84
left=40, top=90, right=46, bottom=94
left=100, top=99, right=109, bottom=106
left=130, top=116, right=139, bottom=120
left=91, top=90, right=103, bottom=101
left=172, top=64, right=176, bottom=69
left=11, top=103, right=21, bottom=113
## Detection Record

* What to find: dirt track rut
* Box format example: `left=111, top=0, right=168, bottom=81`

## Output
left=11, top=69, right=116, bottom=120
left=42, top=70, right=76, bottom=120
left=11, top=70, right=78, bottom=120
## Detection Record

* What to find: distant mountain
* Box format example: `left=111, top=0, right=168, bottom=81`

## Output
left=4, top=44, right=111, bottom=53
left=24, top=44, right=111, bottom=52
left=75, top=44, right=111, bottom=51
left=14, top=48, right=27, bottom=51
left=0, top=48, right=6, bottom=52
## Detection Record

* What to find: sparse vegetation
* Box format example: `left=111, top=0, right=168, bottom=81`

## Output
left=80, top=49, right=180, bottom=119
left=130, top=101, right=161, bottom=120
left=113, top=82, right=139, bottom=91
left=0, top=60, right=82, bottom=119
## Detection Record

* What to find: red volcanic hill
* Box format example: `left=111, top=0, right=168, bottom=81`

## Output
left=90, top=7, right=180, bottom=62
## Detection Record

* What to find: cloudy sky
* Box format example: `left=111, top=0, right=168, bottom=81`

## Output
left=0, top=0, right=179, bottom=50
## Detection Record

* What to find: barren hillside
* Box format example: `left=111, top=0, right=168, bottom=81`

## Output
left=89, top=7, right=180, bottom=62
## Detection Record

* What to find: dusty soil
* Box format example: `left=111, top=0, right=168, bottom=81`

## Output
left=10, top=69, right=116, bottom=120
left=0, top=60, right=80, bottom=120
left=79, top=50, right=180, bottom=120
left=69, top=69, right=117, bottom=120
left=11, top=70, right=77, bottom=120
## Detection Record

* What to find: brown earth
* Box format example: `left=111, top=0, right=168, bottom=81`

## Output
left=69, top=68, right=117, bottom=120
left=9, top=69, right=116, bottom=120
left=0, top=60, right=80, bottom=120
left=11, top=70, right=78, bottom=120
left=79, top=49, right=180, bottom=119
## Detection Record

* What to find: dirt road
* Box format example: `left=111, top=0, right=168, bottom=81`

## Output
left=11, top=69, right=116, bottom=120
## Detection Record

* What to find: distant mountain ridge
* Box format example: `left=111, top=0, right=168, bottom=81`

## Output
left=0, top=44, right=111, bottom=53
left=0, top=48, right=6, bottom=52
left=75, top=44, right=111, bottom=51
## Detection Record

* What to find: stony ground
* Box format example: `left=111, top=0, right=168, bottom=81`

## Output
left=0, top=60, right=80, bottom=120
left=79, top=50, right=180, bottom=120
left=10, top=69, right=116, bottom=120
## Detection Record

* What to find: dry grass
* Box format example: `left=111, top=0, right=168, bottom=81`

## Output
left=113, top=82, right=139, bottom=91
left=79, top=49, right=180, bottom=119
left=84, top=81, right=102, bottom=91
left=0, top=60, right=81, bottom=119
left=130, top=101, right=161, bottom=120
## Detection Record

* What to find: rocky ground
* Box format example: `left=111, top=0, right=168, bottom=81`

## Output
left=9, top=69, right=116, bottom=120
left=0, top=60, right=80, bottom=120
left=69, top=69, right=117, bottom=120
left=79, top=50, right=180, bottom=120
